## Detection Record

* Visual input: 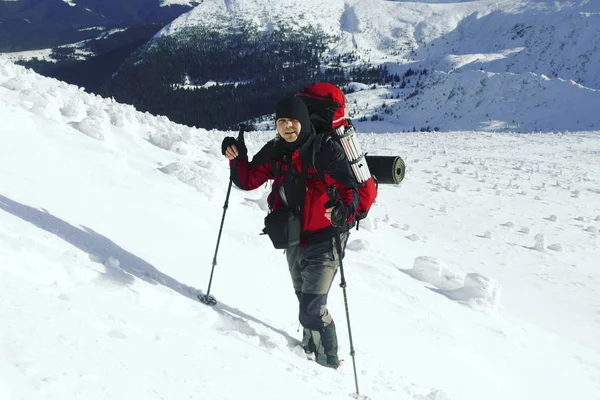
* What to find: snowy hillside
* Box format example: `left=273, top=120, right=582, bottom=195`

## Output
left=420, top=2, right=600, bottom=88
left=2, top=61, right=600, bottom=400
left=347, top=69, right=600, bottom=133
left=154, top=0, right=600, bottom=132
left=162, top=0, right=600, bottom=87
left=0, top=0, right=195, bottom=52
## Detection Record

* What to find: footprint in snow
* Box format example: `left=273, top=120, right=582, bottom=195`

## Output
left=214, top=313, right=281, bottom=350
left=476, top=231, right=493, bottom=239
left=346, top=239, right=370, bottom=252
left=107, top=330, right=127, bottom=339
left=547, top=243, right=563, bottom=252
left=405, top=234, right=419, bottom=242
left=411, top=389, right=457, bottom=400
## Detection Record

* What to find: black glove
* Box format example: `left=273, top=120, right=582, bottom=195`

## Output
left=331, top=203, right=350, bottom=227
left=325, top=199, right=350, bottom=228
left=221, top=137, right=247, bottom=157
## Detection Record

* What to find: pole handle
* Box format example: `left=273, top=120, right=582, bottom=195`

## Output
left=237, top=123, right=247, bottom=143
left=326, top=186, right=341, bottom=209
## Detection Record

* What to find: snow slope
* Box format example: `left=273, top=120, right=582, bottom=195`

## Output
left=0, top=49, right=54, bottom=63
left=347, top=69, right=600, bottom=133
left=1, top=61, right=600, bottom=400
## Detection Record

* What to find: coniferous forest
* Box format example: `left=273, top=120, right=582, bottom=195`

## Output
left=17, top=23, right=395, bottom=130
left=16, top=24, right=167, bottom=94
left=99, top=24, right=393, bottom=130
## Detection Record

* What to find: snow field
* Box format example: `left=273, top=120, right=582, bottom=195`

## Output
left=1, top=59, right=600, bottom=400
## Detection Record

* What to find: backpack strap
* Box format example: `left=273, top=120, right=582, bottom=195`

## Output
left=270, top=154, right=311, bottom=213
left=269, top=158, right=281, bottom=211
left=310, top=134, right=330, bottom=178
left=268, top=136, right=325, bottom=212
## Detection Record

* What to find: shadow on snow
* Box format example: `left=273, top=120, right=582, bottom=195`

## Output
left=0, top=193, right=299, bottom=348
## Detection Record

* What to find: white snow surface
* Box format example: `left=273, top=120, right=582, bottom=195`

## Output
left=1, top=60, right=600, bottom=400
left=160, top=0, right=197, bottom=6
left=0, top=49, right=54, bottom=63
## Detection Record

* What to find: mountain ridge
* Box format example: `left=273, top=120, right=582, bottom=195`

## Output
left=111, top=0, right=600, bottom=132
left=0, top=0, right=197, bottom=51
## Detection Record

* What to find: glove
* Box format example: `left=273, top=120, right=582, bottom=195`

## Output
left=325, top=200, right=350, bottom=228
left=221, top=137, right=247, bottom=158
left=330, top=203, right=350, bottom=227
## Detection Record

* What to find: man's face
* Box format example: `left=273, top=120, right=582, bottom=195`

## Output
left=276, top=118, right=301, bottom=142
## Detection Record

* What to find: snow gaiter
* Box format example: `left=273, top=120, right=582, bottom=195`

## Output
left=320, top=321, right=339, bottom=367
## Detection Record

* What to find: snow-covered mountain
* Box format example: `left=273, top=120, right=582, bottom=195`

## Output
left=2, top=59, right=600, bottom=400
left=148, top=0, right=600, bottom=132
left=164, top=0, right=599, bottom=87
left=0, top=0, right=197, bottom=51
left=346, top=69, right=600, bottom=133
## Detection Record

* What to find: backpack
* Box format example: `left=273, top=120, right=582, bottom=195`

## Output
left=296, top=82, right=378, bottom=224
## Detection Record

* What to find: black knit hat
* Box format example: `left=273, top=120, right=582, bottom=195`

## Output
left=275, top=96, right=311, bottom=135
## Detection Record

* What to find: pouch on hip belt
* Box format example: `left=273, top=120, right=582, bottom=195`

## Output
left=263, top=208, right=301, bottom=249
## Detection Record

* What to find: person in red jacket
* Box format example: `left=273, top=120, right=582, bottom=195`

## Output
left=221, top=96, right=358, bottom=368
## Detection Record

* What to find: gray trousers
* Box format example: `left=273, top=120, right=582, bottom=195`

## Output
left=286, top=232, right=349, bottom=330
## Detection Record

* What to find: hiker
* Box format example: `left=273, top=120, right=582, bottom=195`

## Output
left=221, top=96, right=359, bottom=368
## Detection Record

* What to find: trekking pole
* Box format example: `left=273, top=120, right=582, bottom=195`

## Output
left=198, top=124, right=247, bottom=306
left=327, top=187, right=361, bottom=397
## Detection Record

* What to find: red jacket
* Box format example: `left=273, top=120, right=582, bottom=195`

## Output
left=231, top=135, right=358, bottom=242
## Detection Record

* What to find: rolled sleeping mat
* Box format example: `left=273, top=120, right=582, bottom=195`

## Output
left=365, top=155, right=406, bottom=184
